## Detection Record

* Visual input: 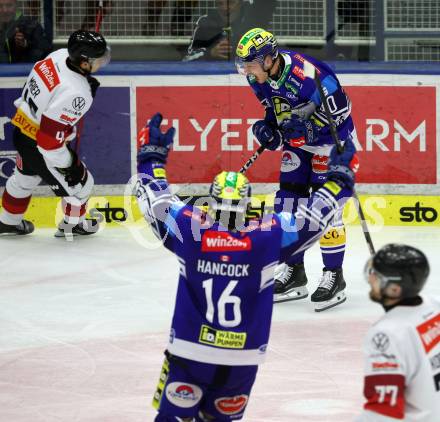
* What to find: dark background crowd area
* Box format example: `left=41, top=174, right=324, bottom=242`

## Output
left=1, top=1, right=439, bottom=64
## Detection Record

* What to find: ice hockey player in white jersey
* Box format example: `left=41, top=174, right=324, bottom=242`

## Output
left=0, top=30, right=110, bottom=237
left=357, top=244, right=440, bottom=422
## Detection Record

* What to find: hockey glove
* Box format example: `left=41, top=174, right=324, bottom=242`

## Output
left=252, top=120, right=282, bottom=151
left=137, top=113, right=176, bottom=164
left=87, top=76, right=100, bottom=98
left=326, top=138, right=359, bottom=190
left=280, top=117, right=320, bottom=147
left=57, top=149, right=88, bottom=187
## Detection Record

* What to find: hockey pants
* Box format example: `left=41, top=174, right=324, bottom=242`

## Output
left=276, top=147, right=346, bottom=270
left=0, top=127, right=93, bottom=227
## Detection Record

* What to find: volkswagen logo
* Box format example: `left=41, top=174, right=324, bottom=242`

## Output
left=72, top=97, right=86, bottom=111
left=372, top=332, right=390, bottom=352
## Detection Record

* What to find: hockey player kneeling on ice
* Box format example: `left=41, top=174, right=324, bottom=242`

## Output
left=356, top=244, right=440, bottom=422
left=0, top=30, right=110, bottom=237
left=135, top=112, right=358, bottom=421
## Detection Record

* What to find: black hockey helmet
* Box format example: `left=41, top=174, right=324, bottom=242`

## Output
left=68, top=30, right=110, bottom=68
left=369, top=243, right=429, bottom=298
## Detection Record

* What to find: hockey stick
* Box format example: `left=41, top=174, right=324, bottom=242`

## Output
left=95, top=0, right=104, bottom=32
left=303, top=61, right=376, bottom=255
left=74, top=1, right=104, bottom=155
left=239, top=145, right=265, bottom=174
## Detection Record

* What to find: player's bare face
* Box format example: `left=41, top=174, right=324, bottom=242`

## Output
left=365, top=259, right=382, bottom=302
left=91, top=47, right=111, bottom=73
left=0, top=0, right=16, bottom=23
left=241, top=61, right=270, bottom=83
left=368, top=277, right=382, bottom=302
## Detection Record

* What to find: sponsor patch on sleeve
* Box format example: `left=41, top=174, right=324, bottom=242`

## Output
left=35, top=58, right=60, bottom=92
left=417, top=313, right=440, bottom=353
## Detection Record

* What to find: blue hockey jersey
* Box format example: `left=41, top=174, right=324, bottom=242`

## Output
left=248, top=49, right=354, bottom=155
left=136, top=163, right=350, bottom=366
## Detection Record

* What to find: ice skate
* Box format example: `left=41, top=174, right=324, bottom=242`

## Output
left=274, top=263, right=308, bottom=303
left=311, top=267, right=346, bottom=312
left=55, top=218, right=99, bottom=238
left=0, top=219, right=34, bottom=235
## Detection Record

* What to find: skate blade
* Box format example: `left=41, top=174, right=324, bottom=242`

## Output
left=0, top=231, right=25, bottom=236
left=314, top=290, right=346, bottom=312
left=54, top=230, right=76, bottom=238
left=54, top=228, right=97, bottom=238
left=274, top=286, right=308, bottom=303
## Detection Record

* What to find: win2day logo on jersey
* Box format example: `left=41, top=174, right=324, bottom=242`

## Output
left=202, top=231, right=252, bottom=252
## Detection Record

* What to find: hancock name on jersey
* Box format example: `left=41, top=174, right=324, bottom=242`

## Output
left=197, top=259, right=249, bottom=278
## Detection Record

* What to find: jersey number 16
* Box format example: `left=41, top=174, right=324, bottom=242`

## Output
left=203, top=278, right=242, bottom=328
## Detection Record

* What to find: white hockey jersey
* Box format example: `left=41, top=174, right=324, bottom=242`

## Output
left=11, top=48, right=93, bottom=168
left=356, top=296, right=440, bottom=422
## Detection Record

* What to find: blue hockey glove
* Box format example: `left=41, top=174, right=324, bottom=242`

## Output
left=252, top=120, right=282, bottom=151
left=280, top=116, right=320, bottom=147
left=137, top=113, right=175, bottom=164
left=327, top=138, right=359, bottom=190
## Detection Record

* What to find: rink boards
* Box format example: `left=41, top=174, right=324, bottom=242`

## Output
left=1, top=70, right=440, bottom=196
left=13, top=193, right=440, bottom=228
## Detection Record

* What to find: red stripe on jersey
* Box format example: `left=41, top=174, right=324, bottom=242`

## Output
left=35, top=58, right=60, bottom=92
left=363, top=374, right=405, bottom=419
left=37, top=115, right=73, bottom=150
left=1, top=190, right=31, bottom=214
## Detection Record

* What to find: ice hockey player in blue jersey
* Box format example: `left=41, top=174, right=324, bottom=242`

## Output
left=135, top=112, right=358, bottom=421
left=236, top=28, right=359, bottom=311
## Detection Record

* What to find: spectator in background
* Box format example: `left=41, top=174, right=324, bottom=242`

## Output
left=184, top=0, right=276, bottom=61
left=144, top=1, right=198, bottom=37
left=0, top=0, right=51, bottom=63
left=80, top=0, right=113, bottom=31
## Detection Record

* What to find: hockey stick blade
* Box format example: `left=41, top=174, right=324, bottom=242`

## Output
left=304, top=60, right=375, bottom=255
left=239, top=145, right=265, bottom=174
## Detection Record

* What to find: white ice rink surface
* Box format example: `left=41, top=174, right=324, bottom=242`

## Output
left=1, top=225, right=440, bottom=422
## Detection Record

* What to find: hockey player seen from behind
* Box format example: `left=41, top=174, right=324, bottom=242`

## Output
left=0, top=30, right=110, bottom=237
left=357, top=244, right=440, bottom=422
left=135, top=113, right=358, bottom=421
left=236, top=28, right=359, bottom=311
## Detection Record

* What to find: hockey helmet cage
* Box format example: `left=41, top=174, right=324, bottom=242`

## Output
left=235, top=28, right=278, bottom=73
left=68, top=30, right=110, bottom=68
left=368, top=243, right=429, bottom=298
